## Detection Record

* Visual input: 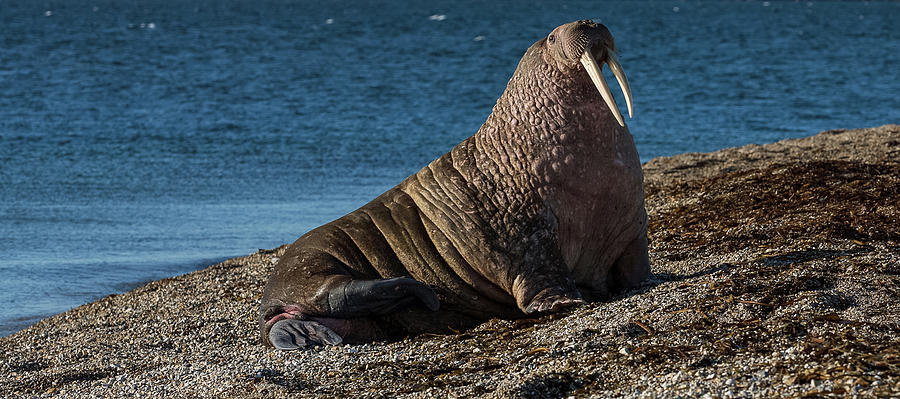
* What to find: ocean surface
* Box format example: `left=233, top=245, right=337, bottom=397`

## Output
left=1, top=0, right=897, bottom=336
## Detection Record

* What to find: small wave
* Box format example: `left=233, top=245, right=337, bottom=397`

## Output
left=127, top=22, right=157, bottom=30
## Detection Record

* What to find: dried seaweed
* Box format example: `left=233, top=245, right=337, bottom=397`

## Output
left=648, top=160, right=900, bottom=257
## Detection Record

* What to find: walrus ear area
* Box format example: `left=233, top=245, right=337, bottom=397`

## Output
left=542, top=27, right=568, bottom=63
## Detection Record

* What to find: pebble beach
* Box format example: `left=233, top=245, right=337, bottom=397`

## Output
left=2, top=125, right=898, bottom=398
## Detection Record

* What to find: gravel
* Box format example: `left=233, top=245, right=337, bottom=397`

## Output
left=2, top=125, right=898, bottom=398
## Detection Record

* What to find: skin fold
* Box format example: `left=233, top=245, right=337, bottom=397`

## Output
left=259, top=20, right=650, bottom=350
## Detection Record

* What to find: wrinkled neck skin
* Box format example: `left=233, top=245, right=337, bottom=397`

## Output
left=477, top=39, right=631, bottom=192
left=470, top=39, right=646, bottom=288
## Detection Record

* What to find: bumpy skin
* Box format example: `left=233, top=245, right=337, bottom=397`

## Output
left=260, top=20, right=649, bottom=349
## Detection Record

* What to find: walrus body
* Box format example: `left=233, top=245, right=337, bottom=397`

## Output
left=260, top=20, right=650, bottom=349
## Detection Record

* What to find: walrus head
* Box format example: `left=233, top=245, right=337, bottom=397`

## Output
left=495, top=20, right=633, bottom=131
left=546, top=20, right=633, bottom=126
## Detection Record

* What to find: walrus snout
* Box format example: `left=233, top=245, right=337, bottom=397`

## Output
left=555, top=20, right=615, bottom=62
left=549, top=20, right=634, bottom=126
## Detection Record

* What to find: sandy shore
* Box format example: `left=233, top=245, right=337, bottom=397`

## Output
left=2, top=125, right=898, bottom=398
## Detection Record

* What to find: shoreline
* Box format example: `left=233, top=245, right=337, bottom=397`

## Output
left=0, top=255, right=237, bottom=339
left=2, top=125, right=898, bottom=398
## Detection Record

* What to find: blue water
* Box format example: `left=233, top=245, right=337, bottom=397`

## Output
left=1, top=0, right=897, bottom=336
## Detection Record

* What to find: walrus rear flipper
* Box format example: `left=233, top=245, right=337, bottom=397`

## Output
left=263, top=276, right=440, bottom=349
left=269, top=319, right=343, bottom=350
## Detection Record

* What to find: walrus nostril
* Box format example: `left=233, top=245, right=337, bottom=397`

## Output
left=576, top=19, right=599, bottom=28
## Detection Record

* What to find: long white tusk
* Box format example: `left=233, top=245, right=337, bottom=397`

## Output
left=580, top=50, right=625, bottom=127
left=606, top=50, right=633, bottom=118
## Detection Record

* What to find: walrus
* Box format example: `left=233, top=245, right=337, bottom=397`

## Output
left=260, top=20, right=649, bottom=350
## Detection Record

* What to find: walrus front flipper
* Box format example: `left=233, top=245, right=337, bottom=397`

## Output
left=513, top=265, right=587, bottom=315
left=333, top=277, right=440, bottom=316
left=608, top=233, right=651, bottom=292
left=524, top=291, right=586, bottom=314
left=269, top=319, right=343, bottom=350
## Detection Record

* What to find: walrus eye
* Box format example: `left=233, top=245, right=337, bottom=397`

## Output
left=548, top=34, right=555, bottom=44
